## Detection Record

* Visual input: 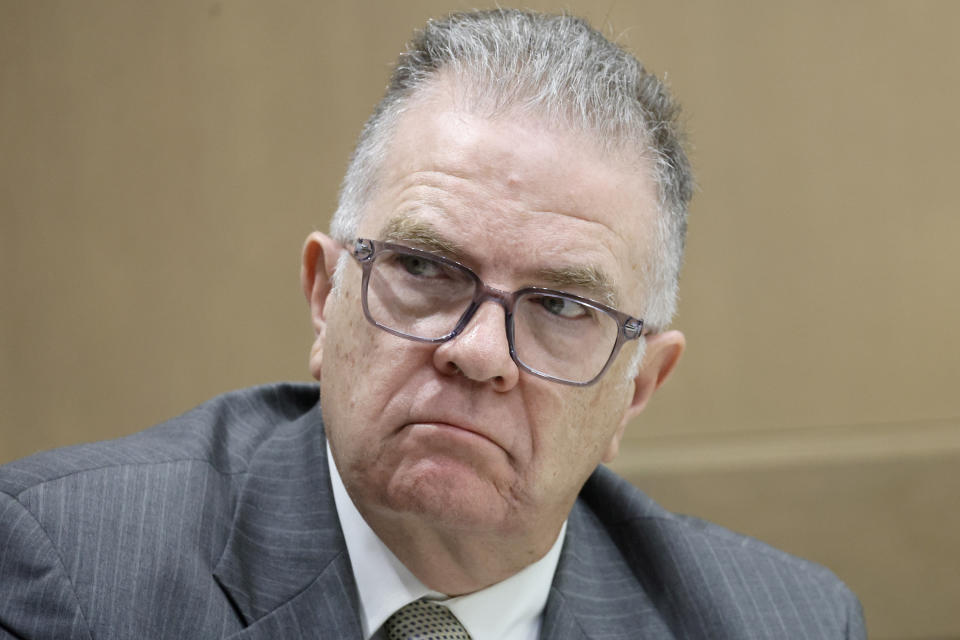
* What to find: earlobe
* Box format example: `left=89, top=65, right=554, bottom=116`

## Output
left=602, top=330, right=686, bottom=463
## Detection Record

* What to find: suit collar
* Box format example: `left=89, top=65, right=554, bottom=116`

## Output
left=540, top=468, right=676, bottom=640
left=212, top=395, right=362, bottom=637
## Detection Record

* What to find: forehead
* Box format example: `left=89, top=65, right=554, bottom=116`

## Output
left=360, top=91, right=659, bottom=305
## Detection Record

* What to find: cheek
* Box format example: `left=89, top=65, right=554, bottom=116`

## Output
left=320, top=290, right=433, bottom=443
left=323, top=286, right=399, bottom=390
left=320, top=292, right=379, bottom=444
left=529, top=383, right=627, bottom=478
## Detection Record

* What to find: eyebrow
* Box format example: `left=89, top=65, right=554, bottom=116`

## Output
left=379, top=217, right=466, bottom=257
left=536, top=265, right=619, bottom=308
left=378, top=215, right=621, bottom=308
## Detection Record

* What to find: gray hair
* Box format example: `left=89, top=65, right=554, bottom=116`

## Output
left=330, top=9, right=693, bottom=331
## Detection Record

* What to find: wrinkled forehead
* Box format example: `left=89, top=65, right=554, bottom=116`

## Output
left=389, top=77, right=657, bottom=213
left=359, top=85, right=661, bottom=309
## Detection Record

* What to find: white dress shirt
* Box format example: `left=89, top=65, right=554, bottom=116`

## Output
left=327, top=443, right=566, bottom=640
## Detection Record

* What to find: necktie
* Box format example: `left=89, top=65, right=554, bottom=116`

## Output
left=384, top=598, right=472, bottom=640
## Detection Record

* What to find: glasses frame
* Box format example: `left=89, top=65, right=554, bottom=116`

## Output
left=350, top=238, right=647, bottom=386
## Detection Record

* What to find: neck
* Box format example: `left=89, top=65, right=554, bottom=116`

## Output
left=361, top=506, right=564, bottom=595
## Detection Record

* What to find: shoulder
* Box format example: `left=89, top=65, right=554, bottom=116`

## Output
left=0, top=382, right=322, bottom=639
left=0, top=382, right=320, bottom=499
left=564, top=465, right=865, bottom=638
left=0, top=382, right=322, bottom=557
left=578, top=465, right=842, bottom=578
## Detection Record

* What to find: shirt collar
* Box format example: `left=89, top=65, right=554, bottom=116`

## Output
left=327, top=442, right=565, bottom=640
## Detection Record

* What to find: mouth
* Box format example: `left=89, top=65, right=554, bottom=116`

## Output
left=403, top=421, right=505, bottom=453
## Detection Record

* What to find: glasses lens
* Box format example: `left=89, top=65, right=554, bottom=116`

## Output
left=365, top=248, right=476, bottom=339
left=512, top=291, right=619, bottom=383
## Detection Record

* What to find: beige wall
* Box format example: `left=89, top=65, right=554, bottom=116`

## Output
left=2, top=2, right=958, bottom=638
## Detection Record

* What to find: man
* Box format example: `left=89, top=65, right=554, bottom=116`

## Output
left=0, top=9, right=864, bottom=640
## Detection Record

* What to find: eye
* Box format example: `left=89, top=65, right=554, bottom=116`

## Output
left=539, top=295, right=591, bottom=319
left=397, top=254, right=443, bottom=277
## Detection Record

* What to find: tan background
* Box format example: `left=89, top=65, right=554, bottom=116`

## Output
left=2, top=2, right=958, bottom=638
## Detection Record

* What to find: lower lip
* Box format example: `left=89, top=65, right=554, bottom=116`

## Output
left=405, top=422, right=498, bottom=448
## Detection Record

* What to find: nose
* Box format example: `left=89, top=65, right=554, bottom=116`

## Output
left=432, top=301, right=520, bottom=391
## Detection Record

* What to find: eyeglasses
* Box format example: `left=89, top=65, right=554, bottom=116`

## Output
left=349, top=238, right=647, bottom=386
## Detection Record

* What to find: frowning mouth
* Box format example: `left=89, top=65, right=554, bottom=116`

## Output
left=403, top=421, right=504, bottom=452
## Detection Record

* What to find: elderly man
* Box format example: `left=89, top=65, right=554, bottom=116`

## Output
left=0, top=9, right=863, bottom=640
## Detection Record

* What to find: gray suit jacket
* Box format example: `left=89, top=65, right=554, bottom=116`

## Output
left=0, top=384, right=865, bottom=639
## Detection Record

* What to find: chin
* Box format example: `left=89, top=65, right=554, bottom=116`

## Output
left=380, top=457, right=518, bottom=532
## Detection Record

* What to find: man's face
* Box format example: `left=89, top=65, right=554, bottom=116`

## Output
left=306, top=89, right=678, bottom=550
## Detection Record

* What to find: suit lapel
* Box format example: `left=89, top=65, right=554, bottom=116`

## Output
left=540, top=587, right=590, bottom=640
left=541, top=471, right=677, bottom=640
left=222, top=551, right=362, bottom=639
left=213, top=401, right=362, bottom=639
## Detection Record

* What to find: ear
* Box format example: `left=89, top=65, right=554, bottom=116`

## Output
left=300, top=232, right=343, bottom=379
left=601, top=330, right=685, bottom=463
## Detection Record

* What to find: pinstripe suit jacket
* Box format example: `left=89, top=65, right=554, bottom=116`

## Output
left=0, top=384, right=865, bottom=639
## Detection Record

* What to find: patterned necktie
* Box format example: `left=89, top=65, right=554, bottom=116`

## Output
left=384, top=598, right=472, bottom=640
